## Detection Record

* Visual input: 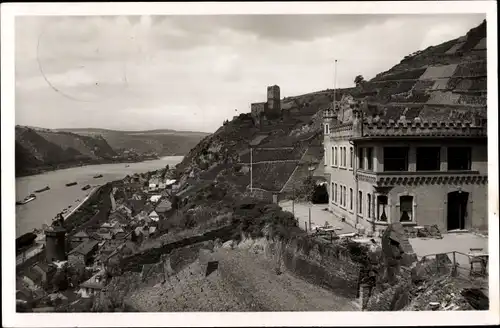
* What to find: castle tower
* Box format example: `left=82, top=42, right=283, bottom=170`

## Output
left=45, top=215, right=67, bottom=263
left=265, top=85, right=281, bottom=118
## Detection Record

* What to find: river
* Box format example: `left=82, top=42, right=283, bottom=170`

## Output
left=15, top=156, right=184, bottom=237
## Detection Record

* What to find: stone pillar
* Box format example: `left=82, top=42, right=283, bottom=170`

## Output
left=373, top=146, right=382, bottom=172
left=440, top=146, right=447, bottom=171
left=359, top=283, right=371, bottom=310
left=408, top=146, right=416, bottom=172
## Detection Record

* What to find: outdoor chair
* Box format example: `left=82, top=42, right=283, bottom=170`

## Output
left=468, top=248, right=488, bottom=277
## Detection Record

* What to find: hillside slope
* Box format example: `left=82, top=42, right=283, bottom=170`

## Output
left=57, top=128, right=209, bottom=156
left=15, top=126, right=118, bottom=176
left=174, top=20, right=487, bottom=194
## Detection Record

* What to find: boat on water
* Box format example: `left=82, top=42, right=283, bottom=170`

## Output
left=93, top=174, right=103, bottom=179
left=16, top=194, right=36, bottom=205
left=34, top=186, right=50, bottom=193
left=81, top=184, right=91, bottom=191
left=66, top=182, right=77, bottom=187
left=125, top=164, right=130, bottom=168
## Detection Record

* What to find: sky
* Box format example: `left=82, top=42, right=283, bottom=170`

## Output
left=15, top=14, right=485, bottom=133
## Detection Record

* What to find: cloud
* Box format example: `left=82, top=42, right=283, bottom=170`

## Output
left=15, top=14, right=486, bottom=132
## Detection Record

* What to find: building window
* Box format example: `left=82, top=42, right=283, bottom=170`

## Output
left=358, top=191, right=363, bottom=215
left=416, top=147, right=441, bottom=171
left=366, top=147, right=373, bottom=171
left=377, top=195, right=388, bottom=222
left=335, top=147, right=338, bottom=166
left=324, top=123, right=330, bottom=135
left=384, top=147, right=409, bottom=171
left=349, top=188, right=353, bottom=210
left=350, top=147, right=353, bottom=169
left=333, top=183, right=337, bottom=203
left=358, top=148, right=364, bottom=170
left=331, top=146, right=335, bottom=166
left=343, top=186, right=347, bottom=207
left=448, top=147, right=472, bottom=170
left=343, top=147, right=347, bottom=167
left=367, top=194, right=372, bottom=219
left=331, top=182, right=334, bottom=203
left=399, top=196, right=413, bottom=222
left=324, top=148, right=328, bottom=166
left=339, top=186, right=343, bottom=206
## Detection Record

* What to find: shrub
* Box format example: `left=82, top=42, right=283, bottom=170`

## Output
left=311, top=184, right=329, bottom=204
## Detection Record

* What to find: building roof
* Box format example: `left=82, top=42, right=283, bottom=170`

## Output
left=155, top=199, right=172, bottom=213
left=114, top=231, right=131, bottom=240
left=149, top=210, right=159, bottom=217
left=109, top=211, right=128, bottom=222
left=72, top=230, right=89, bottom=239
left=79, top=271, right=105, bottom=290
left=33, top=262, right=50, bottom=273
left=68, top=240, right=99, bottom=256
left=143, top=203, right=154, bottom=214
left=127, top=199, right=146, bottom=215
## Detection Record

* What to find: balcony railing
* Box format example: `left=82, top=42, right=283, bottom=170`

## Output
left=357, top=170, right=487, bottom=186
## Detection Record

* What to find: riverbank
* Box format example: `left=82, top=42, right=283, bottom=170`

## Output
left=16, top=156, right=163, bottom=178
left=16, top=155, right=184, bottom=237
left=63, top=185, right=101, bottom=220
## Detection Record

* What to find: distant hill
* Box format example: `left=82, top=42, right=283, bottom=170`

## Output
left=174, top=20, right=487, bottom=193
left=15, top=126, right=209, bottom=177
left=56, top=128, right=210, bottom=156
left=15, top=126, right=118, bottom=176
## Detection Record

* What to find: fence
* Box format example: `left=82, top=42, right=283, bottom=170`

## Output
left=420, top=250, right=488, bottom=279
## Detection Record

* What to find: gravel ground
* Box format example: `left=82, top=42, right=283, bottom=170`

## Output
left=126, top=246, right=360, bottom=312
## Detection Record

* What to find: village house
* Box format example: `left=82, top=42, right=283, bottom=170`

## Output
left=108, top=211, right=129, bottom=225
left=77, top=270, right=106, bottom=298
left=31, top=262, right=54, bottom=286
left=127, top=199, right=146, bottom=216
left=68, top=240, right=99, bottom=267
left=116, top=203, right=132, bottom=217
left=133, top=210, right=149, bottom=223
left=148, top=177, right=161, bottom=191
left=150, top=194, right=162, bottom=203
left=69, top=230, right=90, bottom=249
left=323, top=98, right=488, bottom=235
left=155, top=199, right=173, bottom=218
left=148, top=210, right=160, bottom=222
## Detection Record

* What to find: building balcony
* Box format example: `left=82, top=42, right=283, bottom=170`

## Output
left=357, top=169, right=487, bottom=186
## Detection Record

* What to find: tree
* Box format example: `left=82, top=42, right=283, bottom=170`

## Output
left=311, top=184, right=329, bottom=204
left=354, top=75, right=365, bottom=87
left=50, top=269, right=68, bottom=292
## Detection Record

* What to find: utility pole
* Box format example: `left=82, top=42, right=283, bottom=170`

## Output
left=308, top=206, right=312, bottom=231
left=250, top=146, right=253, bottom=192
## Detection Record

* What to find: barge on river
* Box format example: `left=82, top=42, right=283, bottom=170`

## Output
left=34, top=186, right=50, bottom=193
left=16, top=194, right=36, bottom=205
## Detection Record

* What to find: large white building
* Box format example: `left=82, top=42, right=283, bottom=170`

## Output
left=323, top=96, right=488, bottom=236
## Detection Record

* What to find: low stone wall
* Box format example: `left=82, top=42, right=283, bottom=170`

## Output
left=282, top=244, right=361, bottom=299
left=238, top=237, right=361, bottom=299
